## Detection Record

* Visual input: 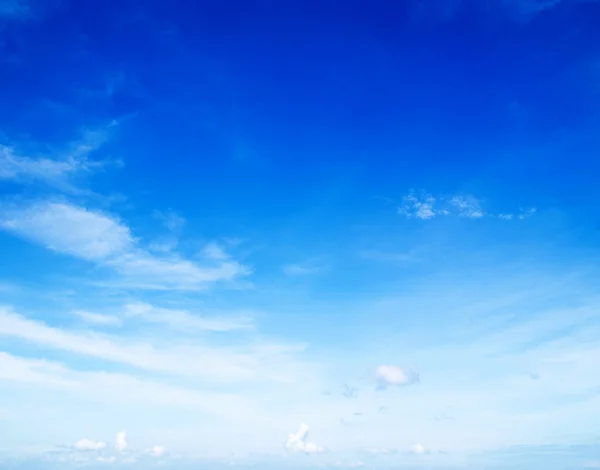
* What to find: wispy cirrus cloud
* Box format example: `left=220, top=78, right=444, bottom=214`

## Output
left=123, top=302, right=254, bottom=332
left=0, top=123, right=120, bottom=193
left=0, top=306, right=305, bottom=384
left=0, top=200, right=250, bottom=290
left=398, top=191, right=535, bottom=221
left=74, top=310, right=122, bottom=327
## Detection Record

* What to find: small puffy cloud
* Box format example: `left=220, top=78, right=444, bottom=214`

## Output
left=149, top=445, right=166, bottom=457
left=399, top=193, right=437, bottom=220
left=73, top=438, right=106, bottom=451
left=115, top=431, right=127, bottom=452
left=285, top=423, right=323, bottom=454
left=399, top=191, right=486, bottom=219
left=411, top=443, right=426, bottom=455
left=96, top=455, right=116, bottom=463
left=375, top=365, right=419, bottom=389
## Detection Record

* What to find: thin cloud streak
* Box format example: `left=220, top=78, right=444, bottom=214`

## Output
left=0, top=200, right=250, bottom=290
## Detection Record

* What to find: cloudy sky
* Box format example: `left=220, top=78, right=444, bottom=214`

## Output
left=1, top=0, right=600, bottom=469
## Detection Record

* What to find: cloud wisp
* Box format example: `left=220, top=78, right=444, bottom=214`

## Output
left=0, top=123, right=119, bottom=194
left=398, top=191, right=535, bottom=220
left=0, top=200, right=250, bottom=290
left=0, top=306, right=307, bottom=385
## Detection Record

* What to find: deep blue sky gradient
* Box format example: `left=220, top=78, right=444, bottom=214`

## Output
left=1, top=0, right=600, bottom=468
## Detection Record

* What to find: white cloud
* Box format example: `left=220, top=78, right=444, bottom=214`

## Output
left=285, top=423, right=323, bottom=454
left=450, top=195, right=485, bottom=218
left=375, top=365, right=419, bottom=389
left=0, top=201, right=250, bottom=290
left=75, top=311, right=122, bottom=327
left=0, top=350, right=257, bottom=418
left=398, top=190, right=535, bottom=221
left=108, top=251, right=249, bottom=290
left=149, top=445, right=166, bottom=457
left=0, top=201, right=132, bottom=261
left=0, top=307, right=308, bottom=384
left=115, top=432, right=127, bottom=452
left=48, top=432, right=171, bottom=466
left=202, top=242, right=230, bottom=261
left=73, top=438, right=107, bottom=451
left=124, top=302, right=253, bottom=332
left=399, top=193, right=437, bottom=220
left=0, top=351, right=75, bottom=387
left=0, top=124, right=117, bottom=192
left=411, top=443, right=426, bottom=455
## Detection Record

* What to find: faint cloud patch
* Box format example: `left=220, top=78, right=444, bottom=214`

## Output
left=153, top=209, right=186, bottom=233
left=283, top=260, right=328, bottom=277
left=73, top=438, right=106, bottom=451
left=202, top=242, right=230, bottom=261
left=519, top=207, right=537, bottom=219
left=123, top=301, right=254, bottom=332
left=74, top=310, right=122, bottom=327
left=0, top=121, right=120, bottom=194
left=50, top=432, right=165, bottom=465
left=375, top=365, right=420, bottom=390
left=411, top=443, right=427, bottom=455
left=285, top=423, right=323, bottom=454
left=450, top=195, right=485, bottom=218
left=399, top=192, right=437, bottom=220
left=115, top=431, right=127, bottom=452
left=0, top=0, right=29, bottom=19
left=398, top=190, right=535, bottom=221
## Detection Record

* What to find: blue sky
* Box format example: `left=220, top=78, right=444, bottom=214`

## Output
left=1, top=0, right=600, bottom=468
